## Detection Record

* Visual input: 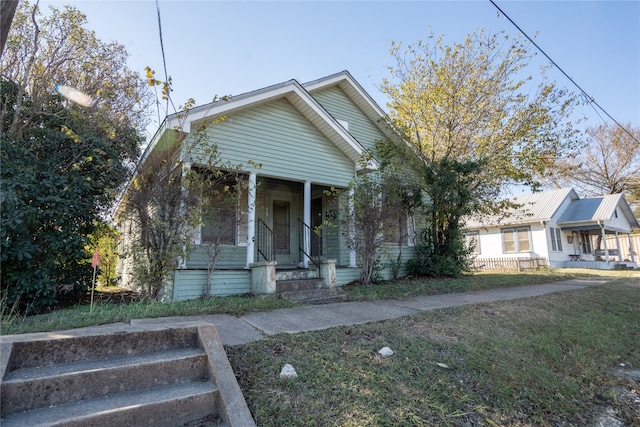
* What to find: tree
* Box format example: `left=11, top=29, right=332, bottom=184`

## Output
left=544, top=123, right=640, bottom=213
left=380, top=29, right=581, bottom=276
left=381, top=29, right=581, bottom=210
left=1, top=1, right=150, bottom=140
left=339, top=151, right=420, bottom=286
left=0, top=2, right=150, bottom=312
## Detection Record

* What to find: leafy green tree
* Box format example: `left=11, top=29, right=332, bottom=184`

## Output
left=0, top=2, right=149, bottom=312
left=381, top=29, right=581, bottom=276
left=382, top=29, right=580, bottom=211
left=338, top=150, right=420, bottom=285
left=87, top=224, right=121, bottom=287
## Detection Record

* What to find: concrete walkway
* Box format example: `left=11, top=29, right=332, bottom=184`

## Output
left=131, top=276, right=618, bottom=346
left=0, top=276, right=622, bottom=347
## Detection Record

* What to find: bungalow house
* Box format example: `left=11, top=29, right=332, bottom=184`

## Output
left=464, top=188, right=639, bottom=270
left=115, top=71, right=418, bottom=301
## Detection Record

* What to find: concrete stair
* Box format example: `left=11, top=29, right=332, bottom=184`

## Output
left=1, top=323, right=255, bottom=427
left=276, top=278, right=346, bottom=305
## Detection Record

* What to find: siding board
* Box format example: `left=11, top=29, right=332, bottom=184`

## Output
left=186, top=99, right=355, bottom=186
left=311, top=87, right=387, bottom=152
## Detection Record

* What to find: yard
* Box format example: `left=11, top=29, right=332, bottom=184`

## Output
left=2, top=269, right=639, bottom=425
left=228, top=274, right=640, bottom=426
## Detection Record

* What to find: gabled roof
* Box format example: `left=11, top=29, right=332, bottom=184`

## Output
left=558, top=193, right=640, bottom=229
left=141, top=73, right=380, bottom=170
left=465, top=188, right=577, bottom=228
left=302, top=71, right=401, bottom=144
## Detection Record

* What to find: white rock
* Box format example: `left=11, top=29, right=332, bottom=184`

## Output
left=378, top=346, right=394, bottom=357
left=280, top=363, right=298, bottom=379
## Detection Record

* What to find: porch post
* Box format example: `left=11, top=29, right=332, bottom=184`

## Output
left=629, top=233, right=636, bottom=263
left=246, top=172, right=257, bottom=269
left=178, top=162, right=192, bottom=269
left=615, top=231, right=621, bottom=261
left=601, top=226, right=609, bottom=262
left=303, top=181, right=311, bottom=268
left=348, top=187, right=357, bottom=268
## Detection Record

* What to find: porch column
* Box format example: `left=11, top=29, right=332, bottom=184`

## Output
left=629, top=233, right=636, bottom=263
left=178, top=162, right=192, bottom=269
left=615, top=231, right=621, bottom=261
left=303, top=181, right=311, bottom=268
left=245, top=172, right=257, bottom=269
left=348, top=187, right=357, bottom=268
left=601, top=225, right=609, bottom=262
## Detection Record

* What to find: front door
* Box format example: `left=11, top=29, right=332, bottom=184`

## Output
left=273, top=200, right=290, bottom=255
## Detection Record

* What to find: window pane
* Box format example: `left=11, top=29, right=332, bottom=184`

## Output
left=556, top=229, right=563, bottom=251
left=550, top=228, right=557, bottom=251
left=503, top=229, right=516, bottom=253
left=518, top=227, right=530, bottom=252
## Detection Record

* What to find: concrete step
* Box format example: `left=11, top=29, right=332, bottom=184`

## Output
left=1, top=324, right=256, bottom=427
left=4, top=327, right=200, bottom=371
left=276, top=278, right=325, bottom=293
left=275, top=268, right=319, bottom=282
left=1, top=347, right=208, bottom=416
left=0, top=380, right=218, bottom=427
left=278, top=286, right=347, bottom=304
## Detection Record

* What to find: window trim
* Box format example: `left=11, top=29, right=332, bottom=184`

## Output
left=550, top=227, right=563, bottom=252
left=466, top=230, right=480, bottom=255
left=501, top=226, right=532, bottom=254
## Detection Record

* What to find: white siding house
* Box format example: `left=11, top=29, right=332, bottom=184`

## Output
left=465, top=188, right=639, bottom=270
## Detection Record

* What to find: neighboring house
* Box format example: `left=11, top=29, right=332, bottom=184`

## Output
left=115, top=71, right=417, bottom=301
left=464, top=188, right=639, bottom=270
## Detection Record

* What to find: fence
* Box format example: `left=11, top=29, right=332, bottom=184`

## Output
left=470, top=257, right=548, bottom=272
left=605, top=233, right=639, bottom=261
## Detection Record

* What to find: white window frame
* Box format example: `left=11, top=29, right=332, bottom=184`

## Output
left=550, top=227, right=563, bottom=252
left=501, top=226, right=532, bottom=254
left=466, top=231, right=480, bottom=254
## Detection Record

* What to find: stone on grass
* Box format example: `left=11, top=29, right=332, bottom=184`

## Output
left=280, top=363, right=298, bottom=379
left=378, top=346, right=394, bottom=357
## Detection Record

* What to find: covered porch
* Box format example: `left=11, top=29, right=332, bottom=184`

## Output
left=560, top=225, right=637, bottom=270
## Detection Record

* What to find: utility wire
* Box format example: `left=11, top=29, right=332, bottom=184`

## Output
left=155, top=0, right=177, bottom=117
left=490, top=0, right=640, bottom=145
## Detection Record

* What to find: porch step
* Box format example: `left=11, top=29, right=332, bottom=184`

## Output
left=1, top=324, right=255, bottom=426
left=275, top=268, right=319, bottom=282
left=276, top=279, right=346, bottom=304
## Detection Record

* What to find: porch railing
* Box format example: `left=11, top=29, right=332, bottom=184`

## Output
left=298, top=218, right=322, bottom=277
left=256, top=218, right=275, bottom=262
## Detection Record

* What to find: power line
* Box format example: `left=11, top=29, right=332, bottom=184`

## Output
left=155, top=0, right=176, bottom=117
left=490, top=0, right=640, bottom=145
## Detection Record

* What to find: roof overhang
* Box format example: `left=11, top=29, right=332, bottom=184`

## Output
left=158, top=78, right=376, bottom=170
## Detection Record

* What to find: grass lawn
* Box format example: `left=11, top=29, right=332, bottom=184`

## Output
left=2, top=269, right=638, bottom=425
left=0, top=268, right=609, bottom=335
left=227, top=275, right=640, bottom=426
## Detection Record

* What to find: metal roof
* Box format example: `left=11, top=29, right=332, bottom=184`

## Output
left=465, top=188, right=577, bottom=228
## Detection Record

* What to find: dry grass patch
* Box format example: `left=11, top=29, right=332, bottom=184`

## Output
left=228, top=277, right=640, bottom=426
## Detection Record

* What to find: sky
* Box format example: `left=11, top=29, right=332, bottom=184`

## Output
left=37, top=0, right=639, bottom=142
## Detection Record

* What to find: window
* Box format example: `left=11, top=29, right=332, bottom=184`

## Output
left=580, top=232, right=592, bottom=254
left=199, top=174, right=246, bottom=246
left=550, top=227, right=563, bottom=251
left=466, top=231, right=480, bottom=254
left=502, top=226, right=531, bottom=253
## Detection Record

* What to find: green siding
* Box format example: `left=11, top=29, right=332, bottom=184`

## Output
left=335, top=267, right=362, bottom=285
left=311, top=87, right=387, bottom=153
left=187, top=245, right=246, bottom=268
left=173, top=269, right=250, bottom=301
left=377, top=245, right=417, bottom=280
left=186, top=99, right=355, bottom=186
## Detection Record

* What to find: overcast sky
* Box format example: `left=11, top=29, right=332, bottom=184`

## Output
left=38, top=0, right=639, bottom=141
